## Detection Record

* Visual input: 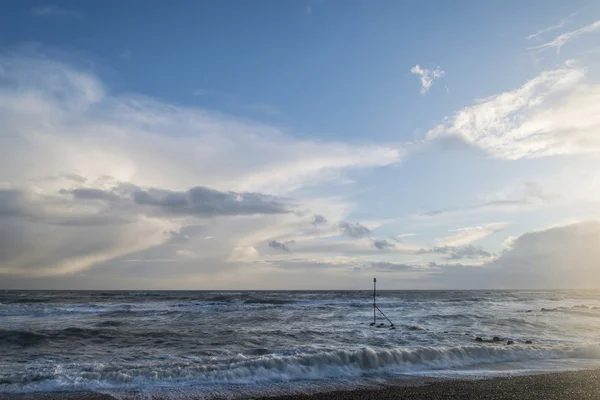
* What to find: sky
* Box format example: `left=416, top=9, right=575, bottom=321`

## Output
left=1, top=1, right=600, bottom=290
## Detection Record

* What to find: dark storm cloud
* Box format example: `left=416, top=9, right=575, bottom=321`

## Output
left=337, top=221, right=371, bottom=238
left=67, top=188, right=121, bottom=201
left=268, top=240, right=295, bottom=252
left=0, top=183, right=291, bottom=279
left=61, top=184, right=290, bottom=217
left=0, top=189, right=130, bottom=227
left=417, top=245, right=492, bottom=260
left=312, top=214, right=327, bottom=225
left=132, top=186, right=288, bottom=216
left=372, top=239, right=395, bottom=250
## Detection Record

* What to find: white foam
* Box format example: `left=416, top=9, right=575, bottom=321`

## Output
left=4, top=344, right=600, bottom=394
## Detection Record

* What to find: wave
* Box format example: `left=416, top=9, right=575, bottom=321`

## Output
left=0, top=326, right=202, bottom=348
left=426, top=313, right=486, bottom=320
left=0, top=327, right=117, bottom=347
left=3, top=344, right=600, bottom=393
left=94, top=320, right=127, bottom=327
left=205, top=295, right=237, bottom=302
left=6, top=298, right=53, bottom=304
left=0, top=330, right=48, bottom=347
left=540, top=305, right=600, bottom=315
left=442, top=297, right=488, bottom=303
left=243, top=298, right=295, bottom=305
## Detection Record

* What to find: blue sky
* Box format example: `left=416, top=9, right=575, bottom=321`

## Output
left=1, top=1, right=600, bottom=289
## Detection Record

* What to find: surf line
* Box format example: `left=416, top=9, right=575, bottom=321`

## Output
left=370, top=277, right=396, bottom=329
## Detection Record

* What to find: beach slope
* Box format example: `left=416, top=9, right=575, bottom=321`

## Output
left=5, top=369, right=600, bottom=400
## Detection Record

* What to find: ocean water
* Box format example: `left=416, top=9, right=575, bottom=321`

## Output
left=2, top=290, right=600, bottom=398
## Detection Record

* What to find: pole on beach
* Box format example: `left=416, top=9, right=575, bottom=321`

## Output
left=369, top=277, right=395, bottom=329
left=372, top=278, right=376, bottom=326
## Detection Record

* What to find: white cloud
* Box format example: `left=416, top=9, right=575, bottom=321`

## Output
left=526, top=15, right=572, bottom=41
left=426, top=64, right=600, bottom=159
left=0, top=53, right=404, bottom=279
left=527, top=24, right=565, bottom=41
left=502, top=235, right=517, bottom=249
left=428, top=220, right=600, bottom=289
left=410, top=64, right=445, bottom=94
left=391, top=233, right=417, bottom=240
left=436, top=223, right=507, bottom=247
left=0, top=55, right=403, bottom=194
left=31, top=6, right=83, bottom=18
left=530, top=19, right=600, bottom=53
left=245, top=217, right=600, bottom=289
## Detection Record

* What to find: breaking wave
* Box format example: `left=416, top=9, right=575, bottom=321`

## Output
left=3, top=344, right=600, bottom=393
left=4, top=290, right=600, bottom=396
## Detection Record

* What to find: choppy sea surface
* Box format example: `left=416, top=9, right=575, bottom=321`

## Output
left=2, top=290, right=600, bottom=398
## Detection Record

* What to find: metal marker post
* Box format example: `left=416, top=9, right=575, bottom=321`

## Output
left=373, top=278, right=376, bottom=325
left=370, top=277, right=395, bottom=329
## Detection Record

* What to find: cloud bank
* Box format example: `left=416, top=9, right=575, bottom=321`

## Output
left=426, top=221, right=600, bottom=289
left=0, top=52, right=403, bottom=280
left=2, top=47, right=599, bottom=289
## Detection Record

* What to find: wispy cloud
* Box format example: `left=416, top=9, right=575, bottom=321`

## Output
left=426, top=64, right=600, bottom=159
left=410, top=65, right=445, bottom=94
left=530, top=19, right=600, bottom=53
left=417, top=245, right=494, bottom=261
left=526, top=15, right=573, bottom=41
left=435, top=223, right=507, bottom=247
left=31, top=5, right=83, bottom=18
left=389, top=233, right=417, bottom=242
left=419, top=182, right=561, bottom=218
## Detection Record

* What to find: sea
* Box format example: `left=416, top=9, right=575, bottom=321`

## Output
left=2, top=290, right=600, bottom=398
